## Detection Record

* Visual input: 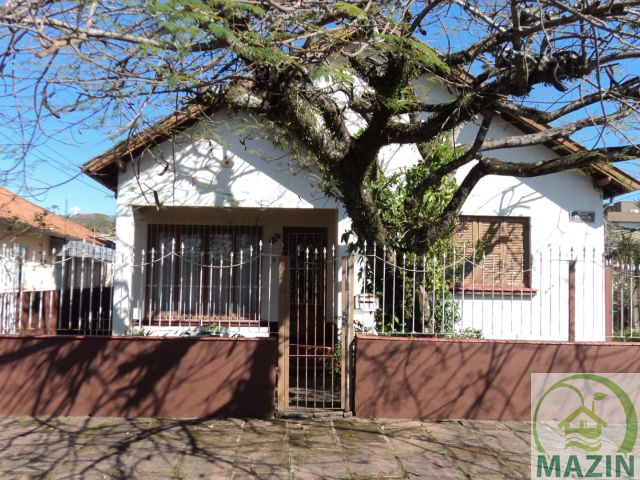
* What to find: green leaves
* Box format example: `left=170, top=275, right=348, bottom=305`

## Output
left=368, top=136, right=458, bottom=252
left=334, top=2, right=368, bottom=20
left=377, top=35, right=450, bottom=76
left=208, top=24, right=237, bottom=43
left=310, top=65, right=356, bottom=85
left=235, top=44, right=289, bottom=64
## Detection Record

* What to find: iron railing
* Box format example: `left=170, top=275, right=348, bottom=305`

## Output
left=0, top=240, right=635, bottom=342
left=0, top=243, right=114, bottom=335
left=355, top=243, right=617, bottom=342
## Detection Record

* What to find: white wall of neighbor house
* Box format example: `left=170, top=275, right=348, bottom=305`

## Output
left=113, top=92, right=607, bottom=340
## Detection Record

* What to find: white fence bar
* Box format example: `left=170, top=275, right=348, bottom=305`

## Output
left=355, top=243, right=615, bottom=342
left=0, top=242, right=114, bottom=335
left=0, top=238, right=636, bottom=342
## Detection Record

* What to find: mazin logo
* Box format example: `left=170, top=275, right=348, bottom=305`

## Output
left=532, top=373, right=640, bottom=479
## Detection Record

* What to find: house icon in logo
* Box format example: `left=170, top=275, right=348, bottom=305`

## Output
left=558, top=393, right=608, bottom=452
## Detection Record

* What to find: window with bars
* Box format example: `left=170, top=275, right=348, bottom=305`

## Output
left=454, top=216, right=531, bottom=288
left=146, top=225, right=262, bottom=321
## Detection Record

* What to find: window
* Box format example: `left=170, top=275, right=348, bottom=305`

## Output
left=50, top=236, right=65, bottom=254
left=146, top=224, right=262, bottom=321
left=454, top=216, right=530, bottom=288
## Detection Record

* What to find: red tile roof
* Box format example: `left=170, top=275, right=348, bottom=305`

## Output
left=0, top=186, right=108, bottom=245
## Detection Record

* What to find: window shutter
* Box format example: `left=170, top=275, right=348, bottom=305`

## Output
left=454, top=216, right=530, bottom=288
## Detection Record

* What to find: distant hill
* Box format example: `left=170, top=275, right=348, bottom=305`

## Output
left=70, top=213, right=115, bottom=237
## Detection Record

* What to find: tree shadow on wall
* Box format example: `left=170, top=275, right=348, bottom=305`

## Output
left=0, top=335, right=278, bottom=477
left=353, top=337, right=640, bottom=421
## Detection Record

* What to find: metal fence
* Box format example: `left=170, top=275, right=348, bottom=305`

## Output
left=609, top=260, right=640, bottom=341
left=0, top=239, right=636, bottom=342
left=354, top=243, right=623, bottom=342
left=130, top=240, right=283, bottom=337
left=0, top=242, right=114, bottom=335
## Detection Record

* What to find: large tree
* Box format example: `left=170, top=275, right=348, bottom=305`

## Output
left=1, top=0, right=639, bottom=252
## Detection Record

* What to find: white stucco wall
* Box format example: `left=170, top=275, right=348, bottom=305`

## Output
left=113, top=113, right=350, bottom=333
left=451, top=116, right=605, bottom=340
left=112, top=90, right=606, bottom=340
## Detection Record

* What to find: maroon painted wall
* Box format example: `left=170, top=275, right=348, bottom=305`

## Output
left=354, top=335, right=640, bottom=420
left=0, top=335, right=276, bottom=418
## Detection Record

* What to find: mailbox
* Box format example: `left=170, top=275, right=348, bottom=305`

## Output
left=355, top=293, right=379, bottom=312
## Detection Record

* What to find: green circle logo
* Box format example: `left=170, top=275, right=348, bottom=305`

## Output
left=533, top=374, right=638, bottom=455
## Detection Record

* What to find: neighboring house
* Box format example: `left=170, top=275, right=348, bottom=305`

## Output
left=0, top=187, right=115, bottom=334
left=605, top=201, right=640, bottom=233
left=82, top=84, right=639, bottom=341
left=0, top=186, right=109, bottom=258
left=0, top=185, right=113, bottom=290
left=605, top=200, right=640, bottom=254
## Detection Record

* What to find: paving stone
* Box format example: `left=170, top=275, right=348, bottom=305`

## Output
left=191, top=431, right=241, bottom=451
left=290, top=447, right=348, bottom=480
left=0, top=416, right=545, bottom=479
left=377, top=419, right=423, bottom=432
left=178, top=451, right=236, bottom=479
left=333, top=422, right=388, bottom=449
left=343, top=443, right=403, bottom=478
left=425, top=421, right=494, bottom=452
left=446, top=445, right=524, bottom=479
left=379, top=422, right=431, bottom=456
left=234, top=425, right=290, bottom=480
left=480, top=429, right=530, bottom=455
left=504, top=420, right=532, bottom=434
left=460, top=419, right=511, bottom=431
left=499, top=453, right=534, bottom=479
left=287, top=423, right=339, bottom=450
left=398, top=451, right=466, bottom=479
left=123, top=446, right=183, bottom=477
left=50, top=460, right=121, bottom=480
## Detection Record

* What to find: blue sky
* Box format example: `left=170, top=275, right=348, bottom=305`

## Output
left=1, top=4, right=639, bottom=216
left=0, top=125, right=117, bottom=216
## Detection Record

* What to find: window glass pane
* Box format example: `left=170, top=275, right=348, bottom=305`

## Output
left=209, top=233, right=232, bottom=260
left=237, top=232, right=254, bottom=250
left=146, top=225, right=261, bottom=323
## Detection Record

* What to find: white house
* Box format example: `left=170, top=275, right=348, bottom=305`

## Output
left=82, top=83, right=639, bottom=342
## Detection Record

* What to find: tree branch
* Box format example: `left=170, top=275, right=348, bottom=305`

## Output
left=413, top=112, right=494, bottom=198
left=479, top=109, right=630, bottom=151
left=480, top=145, right=640, bottom=177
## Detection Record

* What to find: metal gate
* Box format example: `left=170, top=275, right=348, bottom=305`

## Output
left=277, top=229, right=351, bottom=414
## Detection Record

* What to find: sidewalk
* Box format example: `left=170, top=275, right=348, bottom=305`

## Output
left=0, top=417, right=532, bottom=479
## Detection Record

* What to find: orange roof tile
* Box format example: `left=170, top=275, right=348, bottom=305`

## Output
left=0, top=186, right=108, bottom=245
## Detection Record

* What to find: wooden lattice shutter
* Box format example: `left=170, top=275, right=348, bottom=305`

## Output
left=454, top=216, right=530, bottom=288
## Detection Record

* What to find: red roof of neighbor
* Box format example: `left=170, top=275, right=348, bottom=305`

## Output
left=0, top=186, right=108, bottom=245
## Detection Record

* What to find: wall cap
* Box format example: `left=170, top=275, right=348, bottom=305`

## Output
left=354, top=334, right=640, bottom=347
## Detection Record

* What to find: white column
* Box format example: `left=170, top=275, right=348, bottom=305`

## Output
left=112, top=205, right=135, bottom=334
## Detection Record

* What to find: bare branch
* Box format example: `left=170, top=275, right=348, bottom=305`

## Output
left=479, top=110, right=630, bottom=151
